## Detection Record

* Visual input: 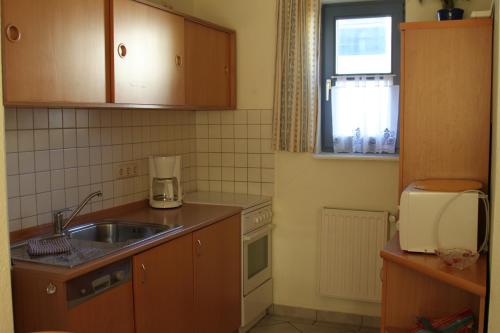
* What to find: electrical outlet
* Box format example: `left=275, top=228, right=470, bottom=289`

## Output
left=114, top=162, right=139, bottom=179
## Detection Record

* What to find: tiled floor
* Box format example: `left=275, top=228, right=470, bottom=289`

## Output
left=249, top=315, right=379, bottom=333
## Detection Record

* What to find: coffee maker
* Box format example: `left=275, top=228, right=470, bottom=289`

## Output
left=149, top=156, right=182, bottom=209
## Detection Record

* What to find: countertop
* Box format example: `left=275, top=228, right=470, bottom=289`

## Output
left=11, top=202, right=242, bottom=281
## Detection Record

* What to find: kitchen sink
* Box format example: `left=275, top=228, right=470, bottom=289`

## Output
left=10, top=221, right=184, bottom=268
left=67, top=221, right=182, bottom=244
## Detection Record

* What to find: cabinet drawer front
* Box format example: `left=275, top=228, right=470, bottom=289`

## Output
left=113, top=0, right=185, bottom=106
left=3, top=0, right=108, bottom=104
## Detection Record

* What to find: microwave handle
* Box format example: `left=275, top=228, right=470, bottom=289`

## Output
left=242, top=224, right=275, bottom=242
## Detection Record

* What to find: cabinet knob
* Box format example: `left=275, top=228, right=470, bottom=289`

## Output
left=196, top=239, right=202, bottom=256
left=141, top=263, right=146, bottom=284
left=5, top=24, right=21, bottom=43
left=224, top=65, right=229, bottom=74
left=117, top=43, right=127, bottom=58
left=46, top=283, right=57, bottom=295
left=175, top=55, right=183, bottom=67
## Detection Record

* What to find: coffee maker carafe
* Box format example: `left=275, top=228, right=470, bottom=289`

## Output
left=149, top=156, right=182, bottom=209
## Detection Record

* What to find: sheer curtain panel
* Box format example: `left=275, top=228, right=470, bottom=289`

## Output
left=331, top=76, right=399, bottom=154
left=273, top=0, right=321, bottom=153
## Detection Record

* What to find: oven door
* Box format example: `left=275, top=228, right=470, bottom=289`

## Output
left=243, top=223, right=273, bottom=296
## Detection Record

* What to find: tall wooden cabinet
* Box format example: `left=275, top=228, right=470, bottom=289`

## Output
left=2, top=0, right=109, bottom=104
left=399, top=19, right=492, bottom=193
left=133, top=234, right=194, bottom=333
left=185, top=20, right=235, bottom=108
left=193, top=214, right=241, bottom=333
left=112, top=0, right=185, bottom=105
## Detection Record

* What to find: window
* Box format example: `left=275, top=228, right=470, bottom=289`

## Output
left=320, top=1, right=404, bottom=154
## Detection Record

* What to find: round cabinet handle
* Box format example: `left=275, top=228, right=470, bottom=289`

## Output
left=5, top=24, right=21, bottom=43
left=224, top=65, right=229, bottom=74
left=117, top=43, right=127, bottom=58
left=175, top=55, right=183, bottom=67
left=46, top=283, right=57, bottom=295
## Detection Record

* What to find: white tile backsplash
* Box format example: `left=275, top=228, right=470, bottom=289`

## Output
left=34, top=130, right=50, bottom=150
left=5, top=108, right=197, bottom=231
left=5, top=107, right=273, bottom=231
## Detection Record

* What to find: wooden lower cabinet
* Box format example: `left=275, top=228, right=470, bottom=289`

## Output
left=12, top=215, right=241, bottom=333
left=193, top=214, right=241, bottom=333
left=68, top=282, right=135, bottom=333
left=132, top=214, right=241, bottom=333
left=133, top=233, right=195, bottom=333
left=12, top=271, right=135, bottom=333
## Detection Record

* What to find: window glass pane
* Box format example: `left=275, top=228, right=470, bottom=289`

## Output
left=336, top=17, right=392, bottom=74
left=248, top=235, right=268, bottom=279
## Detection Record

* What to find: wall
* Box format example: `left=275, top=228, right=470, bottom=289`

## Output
left=488, top=0, right=500, bottom=331
left=0, top=4, right=14, bottom=330
left=195, top=110, right=274, bottom=196
left=192, top=0, right=496, bottom=318
left=5, top=108, right=196, bottom=231
left=190, top=0, right=277, bottom=196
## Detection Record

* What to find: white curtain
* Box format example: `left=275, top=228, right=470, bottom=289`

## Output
left=331, top=76, right=399, bottom=154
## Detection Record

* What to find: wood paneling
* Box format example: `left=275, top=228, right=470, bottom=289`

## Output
left=133, top=233, right=194, bottom=333
left=112, top=0, right=185, bottom=105
left=399, top=19, right=492, bottom=193
left=67, top=282, right=135, bottom=333
left=193, top=215, right=241, bottom=333
left=2, top=0, right=109, bottom=104
left=185, top=20, right=233, bottom=108
left=12, top=271, right=68, bottom=333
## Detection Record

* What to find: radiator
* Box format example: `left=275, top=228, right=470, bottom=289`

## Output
left=319, top=208, right=388, bottom=302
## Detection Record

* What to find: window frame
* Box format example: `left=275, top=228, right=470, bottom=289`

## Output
left=320, top=0, right=405, bottom=153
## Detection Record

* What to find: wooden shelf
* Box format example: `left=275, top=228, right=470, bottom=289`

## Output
left=380, top=233, right=486, bottom=297
left=400, top=18, right=492, bottom=31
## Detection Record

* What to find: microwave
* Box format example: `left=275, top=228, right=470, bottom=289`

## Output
left=399, top=184, right=479, bottom=253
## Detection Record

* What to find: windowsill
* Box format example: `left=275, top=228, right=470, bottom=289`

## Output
left=313, top=152, right=399, bottom=162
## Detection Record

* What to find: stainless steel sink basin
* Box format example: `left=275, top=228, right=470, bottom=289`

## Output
left=10, top=221, right=184, bottom=268
left=67, top=221, right=182, bottom=244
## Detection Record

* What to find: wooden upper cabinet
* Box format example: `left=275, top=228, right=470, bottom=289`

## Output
left=2, top=0, right=109, bottom=104
left=399, top=19, right=492, bottom=193
left=133, top=233, right=194, bottom=333
left=185, top=20, right=236, bottom=109
left=193, top=215, right=241, bottom=333
left=112, top=0, right=185, bottom=106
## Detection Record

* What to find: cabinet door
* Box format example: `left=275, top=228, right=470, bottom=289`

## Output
left=68, top=282, right=135, bottom=333
left=185, top=20, right=233, bottom=108
left=113, top=0, right=185, bottom=105
left=2, top=0, right=108, bottom=104
left=133, top=234, right=194, bottom=333
left=400, top=21, right=492, bottom=193
left=193, top=215, right=241, bottom=333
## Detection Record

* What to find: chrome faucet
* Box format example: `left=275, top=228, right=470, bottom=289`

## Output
left=53, top=191, right=103, bottom=235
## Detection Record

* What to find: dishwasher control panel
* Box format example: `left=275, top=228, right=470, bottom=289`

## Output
left=66, top=258, right=131, bottom=308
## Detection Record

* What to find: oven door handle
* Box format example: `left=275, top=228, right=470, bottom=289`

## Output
left=242, top=224, right=275, bottom=242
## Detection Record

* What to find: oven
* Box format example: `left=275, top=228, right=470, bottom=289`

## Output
left=243, top=223, right=273, bottom=295
left=241, top=203, right=273, bottom=329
